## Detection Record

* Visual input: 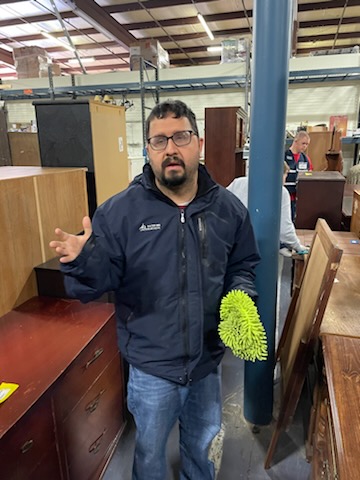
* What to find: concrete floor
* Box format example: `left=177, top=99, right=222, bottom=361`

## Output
left=103, top=256, right=312, bottom=480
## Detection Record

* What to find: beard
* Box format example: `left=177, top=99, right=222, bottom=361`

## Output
left=158, top=156, right=187, bottom=188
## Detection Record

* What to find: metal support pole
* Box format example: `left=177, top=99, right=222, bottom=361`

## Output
left=245, top=0, right=292, bottom=426
left=140, top=57, right=147, bottom=163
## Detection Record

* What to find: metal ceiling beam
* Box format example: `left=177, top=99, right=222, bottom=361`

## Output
left=0, top=29, right=99, bottom=44
left=105, top=0, right=219, bottom=14
left=1, top=1, right=359, bottom=32
left=298, top=0, right=360, bottom=10
left=298, top=31, right=360, bottom=42
left=300, top=16, right=360, bottom=28
left=0, top=48, right=14, bottom=66
left=0, top=12, right=76, bottom=28
left=62, top=0, right=136, bottom=49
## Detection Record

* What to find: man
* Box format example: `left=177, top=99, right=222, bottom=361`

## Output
left=227, top=162, right=307, bottom=257
left=284, top=130, right=312, bottom=220
left=50, top=100, right=260, bottom=480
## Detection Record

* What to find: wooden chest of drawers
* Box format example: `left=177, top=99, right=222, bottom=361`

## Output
left=310, top=335, right=360, bottom=479
left=0, top=296, right=125, bottom=480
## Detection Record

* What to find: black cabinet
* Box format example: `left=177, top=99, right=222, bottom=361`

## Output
left=295, top=171, right=345, bottom=230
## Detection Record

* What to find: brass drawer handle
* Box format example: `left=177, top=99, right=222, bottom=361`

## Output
left=85, top=348, right=104, bottom=369
left=21, top=439, right=34, bottom=454
left=89, top=430, right=106, bottom=455
left=85, top=389, right=106, bottom=413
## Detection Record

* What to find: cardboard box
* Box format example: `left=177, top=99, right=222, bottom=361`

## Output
left=13, top=46, right=55, bottom=79
left=130, top=39, right=169, bottom=70
left=12, top=46, right=48, bottom=60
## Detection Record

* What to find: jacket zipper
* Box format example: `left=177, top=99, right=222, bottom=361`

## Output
left=179, top=207, right=189, bottom=383
left=197, top=214, right=208, bottom=260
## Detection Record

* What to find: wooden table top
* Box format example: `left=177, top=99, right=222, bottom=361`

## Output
left=296, top=229, right=360, bottom=255
left=321, top=255, right=360, bottom=337
left=322, top=334, right=360, bottom=480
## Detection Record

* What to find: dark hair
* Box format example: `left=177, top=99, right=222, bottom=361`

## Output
left=145, top=99, right=199, bottom=139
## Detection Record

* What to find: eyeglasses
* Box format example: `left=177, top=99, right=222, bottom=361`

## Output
left=147, top=130, right=196, bottom=151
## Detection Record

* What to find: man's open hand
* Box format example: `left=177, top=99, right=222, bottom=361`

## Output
left=49, top=216, right=92, bottom=263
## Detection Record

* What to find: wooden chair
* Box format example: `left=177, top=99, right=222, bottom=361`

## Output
left=264, top=218, right=343, bottom=469
left=350, top=189, right=360, bottom=238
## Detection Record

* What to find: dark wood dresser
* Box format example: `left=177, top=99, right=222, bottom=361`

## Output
left=0, top=296, right=125, bottom=480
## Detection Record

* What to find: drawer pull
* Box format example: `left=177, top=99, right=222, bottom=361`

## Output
left=20, top=439, right=34, bottom=454
left=89, top=430, right=106, bottom=455
left=85, top=348, right=104, bottom=369
left=85, top=389, right=106, bottom=413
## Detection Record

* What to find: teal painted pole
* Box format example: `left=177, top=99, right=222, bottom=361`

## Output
left=244, top=0, right=293, bottom=425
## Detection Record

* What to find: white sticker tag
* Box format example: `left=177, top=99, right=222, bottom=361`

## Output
left=118, top=137, right=124, bottom=152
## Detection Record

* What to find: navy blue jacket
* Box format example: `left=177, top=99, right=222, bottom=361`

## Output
left=62, top=164, right=260, bottom=384
left=284, top=149, right=312, bottom=197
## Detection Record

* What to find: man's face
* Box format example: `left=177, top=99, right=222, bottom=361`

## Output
left=295, top=136, right=310, bottom=153
left=146, top=114, right=203, bottom=189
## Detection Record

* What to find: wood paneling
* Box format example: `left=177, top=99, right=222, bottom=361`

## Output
left=89, top=101, right=130, bottom=206
left=350, top=189, right=360, bottom=238
left=322, top=335, right=360, bottom=480
left=205, top=106, right=247, bottom=187
left=0, top=108, right=11, bottom=166
left=0, top=166, right=87, bottom=316
left=0, top=176, right=42, bottom=316
left=8, top=132, right=41, bottom=166
left=308, top=131, right=341, bottom=171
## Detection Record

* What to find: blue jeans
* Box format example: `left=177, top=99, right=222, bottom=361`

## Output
left=127, top=365, right=222, bottom=480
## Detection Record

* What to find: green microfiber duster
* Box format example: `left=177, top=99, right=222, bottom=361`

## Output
left=219, top=290, right=268, bottom=362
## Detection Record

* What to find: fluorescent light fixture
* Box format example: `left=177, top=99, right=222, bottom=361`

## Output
left=41, top=30, right=75, bottom=52
left=197, top=13, right=214, bottom=41
left=68, top=57, right=95, bottom=64
left=207, top=46, right=222, bottom=52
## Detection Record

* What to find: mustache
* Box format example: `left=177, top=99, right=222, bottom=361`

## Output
left=162, top=156, right=185, bottom=169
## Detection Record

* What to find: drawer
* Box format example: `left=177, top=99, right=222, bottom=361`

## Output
left=54, top=315, right=118, bottom=421
left=311, top=396, right=338, bottom=479
left=27, top=444, right=62, bottom=480
left=61, top=355, right=125, bottom=480
left=0, top=395, right=57, bottom=480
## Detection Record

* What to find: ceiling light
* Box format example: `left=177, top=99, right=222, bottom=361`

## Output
left=197, top=13, right=214, bottom=41
left=68, top=57, right=95, bottom=64
left=41, top=31, right=75, bottom=52
left=207, top=46, right=222, bottom=52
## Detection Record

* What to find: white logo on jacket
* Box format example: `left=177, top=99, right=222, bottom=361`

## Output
left=139, top=223, right=161, bottom=232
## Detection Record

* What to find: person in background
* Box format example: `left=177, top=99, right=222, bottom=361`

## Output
left=50, top=99, right=260, bottom=480
left=284, top=130, right=313, bottom=220
left=227, top=162, right=307, bottom=257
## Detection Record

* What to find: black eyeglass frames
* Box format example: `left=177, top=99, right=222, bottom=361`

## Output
left=147, top=130, right=196, bottom=151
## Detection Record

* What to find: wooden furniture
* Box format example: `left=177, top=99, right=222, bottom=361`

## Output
left=264, top=219, right=343, bottom=469
left=0, top=296, right=125, bottom=480
left=295, top=171, right=345, bottom=230
left=204, top=106, right=247, bottom=187
left=311, top=334, right=360, bottom=480
left=34, top=100, right=130, bottom=216
left=0, top=107, right=11, bottom=166
left=294, top=230, right=360, bottom=293
left=308, top=131, right=341, bottom=171
left=341, top=184, right=359, bottom=231
left=8, top=132, right=41, bottom=166
left=0, top=166, right=87, bottom=317
left=293, top=231, right=360, bottom=478
left=350, top=188, right=360, bottom=237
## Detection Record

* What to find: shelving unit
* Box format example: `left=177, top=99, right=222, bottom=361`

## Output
left=1, top=66, right=359, bottom=102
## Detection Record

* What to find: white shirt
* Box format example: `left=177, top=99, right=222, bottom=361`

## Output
left=227, top=177, right=302, bottom=252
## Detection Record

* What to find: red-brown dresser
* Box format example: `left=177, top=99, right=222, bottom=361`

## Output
left=0, top=296, right=125, bottom=480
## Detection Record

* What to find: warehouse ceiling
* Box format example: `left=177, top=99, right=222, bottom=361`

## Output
left=0, top=0, right=359, bottom=79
